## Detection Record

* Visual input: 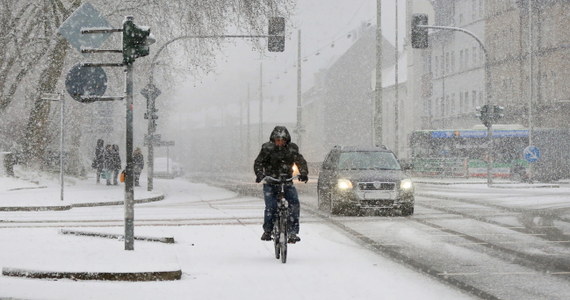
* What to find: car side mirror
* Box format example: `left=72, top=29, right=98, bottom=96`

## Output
left=401, top=162, right=413, bottom=170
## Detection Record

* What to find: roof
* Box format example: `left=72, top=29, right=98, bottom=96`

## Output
left=333, top=145, right=391, bottom=152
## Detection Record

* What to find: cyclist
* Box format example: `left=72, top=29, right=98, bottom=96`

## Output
left=254, top=126, right=309, bottom=243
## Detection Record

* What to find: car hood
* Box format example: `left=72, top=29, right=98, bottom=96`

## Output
left=334, top=169, right=409, bottom=183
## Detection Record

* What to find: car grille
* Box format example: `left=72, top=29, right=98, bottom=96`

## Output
left=361, top=199, right=394, bottom=207
left=358, top=182, right=395, bottom=191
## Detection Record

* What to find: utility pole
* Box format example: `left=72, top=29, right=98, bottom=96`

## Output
left=247, top=84, right=251, bottom=163
left=259, top=63, right=264, bottom=144
left=296, top=29, right=303, bottom=148
left=528, top=0, right=534, bottom=182
left=374, top=0, right=383, bottom=147
left=394, top=0, right=399, bottom=155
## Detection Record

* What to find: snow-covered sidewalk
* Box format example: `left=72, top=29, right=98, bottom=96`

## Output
left=0, top=171, right=477, bottom=300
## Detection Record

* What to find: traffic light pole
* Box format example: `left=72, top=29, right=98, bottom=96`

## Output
left=124, top=61, right=135, bottom=251
left=145, top=32, right=284, bottom=191
left=417, top=24, right=493, bottom=186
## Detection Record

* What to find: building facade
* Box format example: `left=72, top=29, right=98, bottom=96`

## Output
left=418, top=0, right=570, bottom=131
left=486, top=0, right=570, bottom=128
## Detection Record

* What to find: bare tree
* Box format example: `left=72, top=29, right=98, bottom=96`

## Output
left=0, top=0, right=294, bottom=168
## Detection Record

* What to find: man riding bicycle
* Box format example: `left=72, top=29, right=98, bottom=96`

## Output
left=254, top=126, right=309, bottom=243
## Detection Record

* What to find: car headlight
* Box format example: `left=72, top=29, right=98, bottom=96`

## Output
left=337, top=179, right=353, bottom=190
left=400, top=179, right=413, bottom=190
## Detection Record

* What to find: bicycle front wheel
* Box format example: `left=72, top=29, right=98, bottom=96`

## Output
left=279, top=213, right=288, bottom=263
left=273, top=225, right=280, bottom=260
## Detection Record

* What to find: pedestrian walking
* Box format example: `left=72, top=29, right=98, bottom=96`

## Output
left=93, top=139, right=105, bottom=184
left=111, top=144, right=122, bottom=185
left=133, top=147, right=144, bottom=187
left=104, top=144, right=113, bottom=186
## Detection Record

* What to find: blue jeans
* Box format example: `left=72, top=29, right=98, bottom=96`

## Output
left=263, top=183, right=300, bottom=234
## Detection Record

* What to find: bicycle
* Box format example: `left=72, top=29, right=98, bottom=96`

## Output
left=263, top=175, right=297, bottom=264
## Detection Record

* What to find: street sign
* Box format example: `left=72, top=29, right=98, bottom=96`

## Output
left=65, top=63, right=108, bottom=102
left=156, top=141, right=175, bottom=147
left=57, top=2, right=112, bottom=52
left=523, top=146, right=540, bottom=163
left=141, top=83, right=161, bottom=100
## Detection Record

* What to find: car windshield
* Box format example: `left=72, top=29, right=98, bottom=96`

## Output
left=337, top=151, right=401, bottom=170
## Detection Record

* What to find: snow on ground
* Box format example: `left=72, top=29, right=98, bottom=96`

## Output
left=0, top=170, right=483, bottom=299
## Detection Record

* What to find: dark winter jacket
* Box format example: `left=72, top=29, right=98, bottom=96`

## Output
left=133, top=150, right=144, bottom=174
left=94, top=139, right=105, bottom=170
left=111, top=145, right=121, bottom=170
left=253, top=126, right=308, bottom=179
left=104, top=145, right=114, bottom=170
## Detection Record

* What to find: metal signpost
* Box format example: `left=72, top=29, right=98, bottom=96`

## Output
left=60, top=3, right=154, bottom=250
left=141, top=83, right=161, bottom=191
left=40, top=92, right=65, bottom=201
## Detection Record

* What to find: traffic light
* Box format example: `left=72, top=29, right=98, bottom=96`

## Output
left=268, top=17, right=285, bottom=52
left=411, top=14, right=429, bottom=49
left=476, top=105, right=492, bottom=127
left=494, top=105, right=505, bottom=120
left=476, top=104, right=504, bottom=128
left=123, top=17, right=155, bottom=64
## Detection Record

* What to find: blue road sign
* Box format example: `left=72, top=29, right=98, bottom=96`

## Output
left=57, top=3, right=111, bottom=52
left=523, top=146, right=540, bottom=163
left=65, top=64, right=108, bottom=103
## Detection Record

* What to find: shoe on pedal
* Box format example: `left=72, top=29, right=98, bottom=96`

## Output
left=261, top=231, right=272, bottom=241
left=288, top=233, right=301, bottom=243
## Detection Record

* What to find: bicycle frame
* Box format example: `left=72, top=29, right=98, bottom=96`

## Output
left=263, top=175, right=297, bottom=263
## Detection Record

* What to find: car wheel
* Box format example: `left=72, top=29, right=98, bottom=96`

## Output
left=401, top=205, right=414, bottom=216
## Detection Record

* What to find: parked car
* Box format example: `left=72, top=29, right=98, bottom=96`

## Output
left=317, top=145, right=414, bottom=216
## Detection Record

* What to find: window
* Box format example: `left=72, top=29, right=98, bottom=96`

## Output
left=472, top=47, right=477, bottom=65
left=465, top=49, right=470, bottom=68
left=472, top=0, right=477, bottom=20
left=472, top=91, right=477, bottom=108
left=445, top=52, right=449, bottom=74
left=435, top=56, right=439, bottom=77
left=451, top=93, right=456, bottom=114
left=460, top=50, right=464, bottom=70
left=451, top=51, right=455, bottom=73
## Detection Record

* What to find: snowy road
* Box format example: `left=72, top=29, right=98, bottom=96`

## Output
left=0, top=177, right=474, bottom=300
left=207, top=177, right=570, bottom=300
left=2, top=175, right=570, bottom=299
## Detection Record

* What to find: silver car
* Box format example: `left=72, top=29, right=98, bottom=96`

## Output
left=317, top=146, right=414, bottom=216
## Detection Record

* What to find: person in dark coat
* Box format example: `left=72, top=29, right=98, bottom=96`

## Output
left=104, top=144, right=113, bottom=185
left=93, top=139, right=105, bottom=184
left=254, top=126, right=308, bottom=243
left=133, top=147, right=144, bottom=187
left=111, top=144, right=122, bottom=185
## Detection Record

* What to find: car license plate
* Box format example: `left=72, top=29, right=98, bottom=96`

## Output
left=363, top=191, right=392, bottom=200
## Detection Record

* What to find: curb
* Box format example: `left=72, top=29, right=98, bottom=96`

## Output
left=59, top=229, right=175, bottom=244
left=0, top=194, right=165, bottom=211
left=2, top=267, right=182, bottom=281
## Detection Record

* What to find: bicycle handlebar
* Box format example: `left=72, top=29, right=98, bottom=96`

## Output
left=263, top=175, right=299, bottom=184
